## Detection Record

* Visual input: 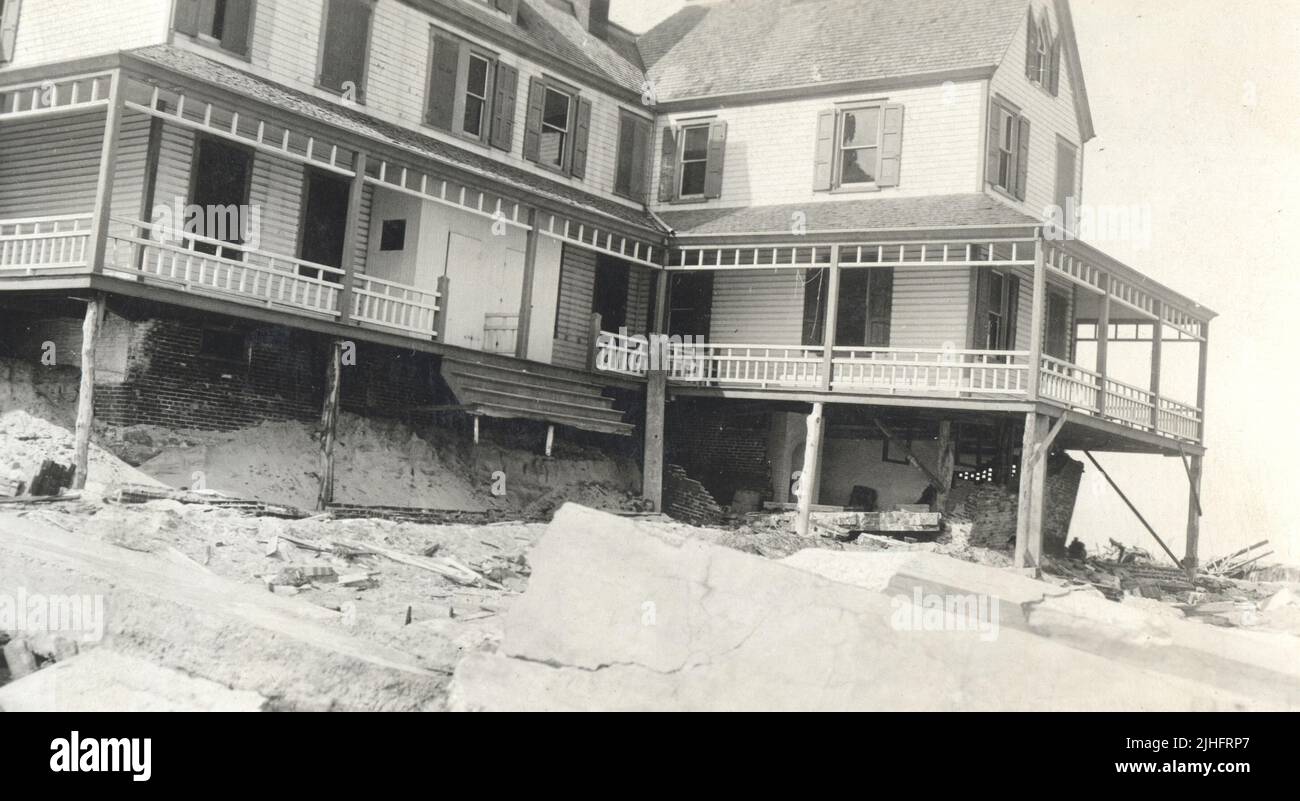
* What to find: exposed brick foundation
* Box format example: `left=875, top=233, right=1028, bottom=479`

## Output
left=947, top=452, right=1085, bottom=553
left=665, top=399, right=770, bottom=506
left=663, top=463, right=725, bottom=526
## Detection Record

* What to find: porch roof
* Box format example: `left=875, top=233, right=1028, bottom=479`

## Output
left=123, top=45, right=663, bottom=236
left=658, top=194, right=1040, bottom=238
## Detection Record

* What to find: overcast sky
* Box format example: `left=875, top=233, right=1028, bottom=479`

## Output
left=612, top=1, right=1300, bottom=565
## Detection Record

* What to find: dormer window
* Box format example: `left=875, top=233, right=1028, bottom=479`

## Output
left=1026, top=8, right=1061, bottom=96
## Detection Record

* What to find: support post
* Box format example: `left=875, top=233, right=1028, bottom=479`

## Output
left=1183, top=453, right=1203, bottom=578
left=795, top=402, right=825, bottom=537
left=935, top=420, right=956, bottom=513
left=653, top=269, right=670, bottom=334
left=1095, top=277, right=1110, bottom=415
left=433, top=275, right=450, bottom=340
left=820, top=246, right=841, bottom=390
left=316, top=340, right=343, bottom=511
left=1014, top=412, right=1044, bottom=569
left=1149, top=301, right=1163, bottom=430
left=515, top=207, right=540, bottom=358
left=544, top=424, right=555, bottom=457
left=1195, top=322, right=1210, bottom=443
left=472, top=415, right=480, bottom=445
left=71, top=294, right=106, bottom=491
left=586, top=312, right=602, bottom=372
left=336, top=151, right=368, bottom=326
left=86, top=70, right=125, bottom=274
left=1026, top=237, right=1047, bottom=399
left=642, top=369, right=667, bottom=511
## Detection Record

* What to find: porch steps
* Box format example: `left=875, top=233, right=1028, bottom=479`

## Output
left=440, top=358, right=635, bottom=437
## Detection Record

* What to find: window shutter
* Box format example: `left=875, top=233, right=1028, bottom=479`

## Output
left=1015, top=117, right=1031, bottom=201
left=426, top=34, right=461, bottom=130
left=985, top=102, right=1002, bottom=187
left=1049, top=36, right=1062, bottom=96
left=1025, top=10, right=1038, bottom=82
left=174, top=0, right=200, bottom=36
left=570, top=97, right=593, bottom=179
left=702, top=120, right=727, bottom=199
left=0, top=0, right=21, bottom=62
left=222, top=0, right=254, bottom=56
left=629, top=117, right=652, bottom=203
left=813, top=109, right=836, bottom=191
left=494, top=0, right=517, bottom=17
left=658, top=126, right=678, bottom=202
left=522, top=77, right=545, bottom=163
left=878, top=103, right=905, bottom=188
left=489, top=63, right=518, bottom=151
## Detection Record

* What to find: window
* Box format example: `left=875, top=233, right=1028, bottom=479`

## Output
left=318, top=0, right=373, bottom=100
left=659, top=120, right=727, bottom=201
left=837, top=106, right=881, bottom=185
left=540, top=87, right=572, bottom=170
left=175, top=0, right=254, bottom=56
left=987, top=100, right=1029, bottom=201
left=1026, top=9, right=1061, bottom=95
left=189, top=136, right=252, bottom=259
left=0, top=0, right=22, bottom=64
left=380, top=219, right=407, bottom=252
left=614, top=111, right=653, bottom=201
left=592, top=256, right=630, bottom=332
left=678, top=124, right=710, bottom=198
left=1054, top=137, right=1078, bottom=227
left=1045, top=291, right=1071, bottom=360
left=975, top=268, right=1019, bottom=352
left=427, top=32, right=516, bottom=149
left=814, top=104, right=904, bottom=191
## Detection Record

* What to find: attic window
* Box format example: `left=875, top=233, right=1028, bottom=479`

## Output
left=1026, top=9, right=1061, bottom=96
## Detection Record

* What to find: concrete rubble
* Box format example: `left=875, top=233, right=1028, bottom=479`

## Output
left=448, top=505, right=1300, bottom=711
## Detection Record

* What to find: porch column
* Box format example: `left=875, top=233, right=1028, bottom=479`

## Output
left=71, top=293, right=106, bottom=490
left=336, top=151, right=367, bottom=326
left=1195, top=322, right=1210, bottom=442
left=820, top=245, right=842, bottom=390
left=1149, top=300, right=1163, bottom=430
left=1095, top=275, right=1111, bottom=415
left=642, top=368, right=667, bottom=511
left=515, top=207, right=540, bottom=358
left=653, top=269, right=670, bottom=333
left=1026, top=237, right=1047, bottom=399
left=1014, top=411, right=1047, bottom=569
left=86, top=70, right=126, bottom=274
left=935, top=420, right=956, bottom=513
left=1184, top=453, right=1203, bottom=578
left=794, top=402, right=825, bottom=536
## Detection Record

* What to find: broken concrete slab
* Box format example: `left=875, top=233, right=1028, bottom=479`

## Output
left=0, top=649, right=266, bottom=711
left=449, top=505, right=1296, bottom=711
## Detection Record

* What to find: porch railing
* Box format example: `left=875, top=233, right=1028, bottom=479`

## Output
left=1038, top=356, right=1201, bottom=442
left=351, top=274, right=440, bottom=338
left=1101, top=376, right=1156, bottom=430
left=1157, top=397, right=1202, bottom=442
left=0, top=215, right=93, bottom=273
left=106, top=218, right=345, bottom=318
left=832, top=347, right=1030, bottom=396
left=1038, top=355, right=1101, bottom=413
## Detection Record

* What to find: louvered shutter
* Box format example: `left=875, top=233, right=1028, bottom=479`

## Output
left=0, top=0, right=21, bottom=62
left=1015, top=117, right=1031, bottom=201
left=629, top=117, right=652, bottom=203
left=174, top=0, right=200, bottom=36
left=813, top=109, right=836, bottom=191
left=489, top=63, right=518, bottom=151
left=1049, top=36, right=1062, bottom=96
left=1025, top=10, right=1039, bottom=81
left=702, top=120, right=727, bottom=199
left=986, top=102, right=1003, bottom=187
left=522, top=77, right=545, bottom=163
left=878, top=103, right=904, bottom=187
left=570, top=97, right=593, bottom=179
left=658, top=126, right=678, bottom=202
left=426, top=34, right=461, bottom=130
left=222, top=0, right=253, bottom=56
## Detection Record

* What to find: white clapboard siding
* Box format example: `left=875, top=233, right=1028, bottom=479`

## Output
left=5, top=0, right=169, bottom=68
left=552, top=244, right=598, bottom=369
left=887, top=264, right=973, bottom=350
left=709, top=268, right=806, bottom=345
left=0, top=113, right=106, bottom=218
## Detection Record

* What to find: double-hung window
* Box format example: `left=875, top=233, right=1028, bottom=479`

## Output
left=540, top=86, right=572, bottom=170
left=987, top=99, right=1030, bottom=201
left=837, top=105, right=882, bottom=186
left=813, top=102, right=904, bottom=192
left=427, top=31, right=517, bottom=150
left=677, top=124, right=711, bottom=199
left=461, top=52, right=492, bottom=139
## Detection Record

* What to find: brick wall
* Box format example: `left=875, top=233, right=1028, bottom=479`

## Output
left=663, top=463, right=725, bottom=526
left=665, top=399, right=770, bottom=506
left=947, top=452, right=1085, bottom=553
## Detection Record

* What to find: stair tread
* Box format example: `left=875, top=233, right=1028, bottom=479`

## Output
left=448, top=373, right=614, bottom=406
left=468, top=401, right=635, bottom=435
left=444, top=360, right=608, bottom=391
left=458, top=387, right=626, bottom=420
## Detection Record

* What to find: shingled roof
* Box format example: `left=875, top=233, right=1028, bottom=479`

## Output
left=658, top=194, right=1039, bottom=237
left=639, top=0, right=1032, bottom=103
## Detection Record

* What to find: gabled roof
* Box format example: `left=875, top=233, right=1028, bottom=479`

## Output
left=639, top=0, right=1032, bottom=103
left=659, top=194, right=1039, bottom=237
left=125, top=45, right=660, bottom=233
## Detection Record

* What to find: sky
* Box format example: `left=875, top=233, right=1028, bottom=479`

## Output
left=612, top=0, right=1300, bottom=566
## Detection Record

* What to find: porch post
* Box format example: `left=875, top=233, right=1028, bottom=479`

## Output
left=86, top=70, right=126, bottom=274
left=1196, top=321, right=1210, bottom=443
left=71, top=293, right=106, bottom=490
left=653, top=268, right=670, bottom=334
left=1095, top=275, right=1111, bottom=416
left=336, top=151, right=367, bottom=326
left=317, top=339, right=343, bottom=511
left=820, top=246, right=842, bottom=390
left=1014, top=411, right=1045, bottom=569
left=515, top=207, right=540, bottom=358
left=935, top=420, right=956, bottom=513
left=642, top=369, right=667, bottom=511
left=1149, top=301, right=1163, bottom=430
left=1026, top=236, right=1047, bottom=399
left=795, top=402, right=825, bottom=536
left=1184, top=453, right=1203, bottom=578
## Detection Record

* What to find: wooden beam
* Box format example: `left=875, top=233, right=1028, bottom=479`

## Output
left=544, top=424, right=555, bottom=457
left=1027, top=414, right=1049, bottom=567
left=642, top=370, right=667, bottom=511
left=1026, top=237, right=1047, bottom=398
left=1178, top=446, right=1203, bottom=516
left=71, top=294, right=105, bottom=491
left=336, top=151, right=368, bottom=326
left=1183, top=452, right=1203, bottom=577
left=1014, top=411, right=1043, bottom=569
left=795, top=402, right=825, bottom=536
left=1028, top=412, right=1067, bottom=467
left=653, top=269, right=670, bottom=333
left=934, top=420, right=956, bottom=512
left=86, top=70, right=125, bottom=274
left=1083, top=450, right=1183, bottom=567
left=433, top=275, right=450, bottom=340
left=316, top=340, right=343, bottom=511
left=515, top=207, right=540, bottom=358
left=820, top=245, right=841, bottom=390
left=873, top=419, right=947, bottom=492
